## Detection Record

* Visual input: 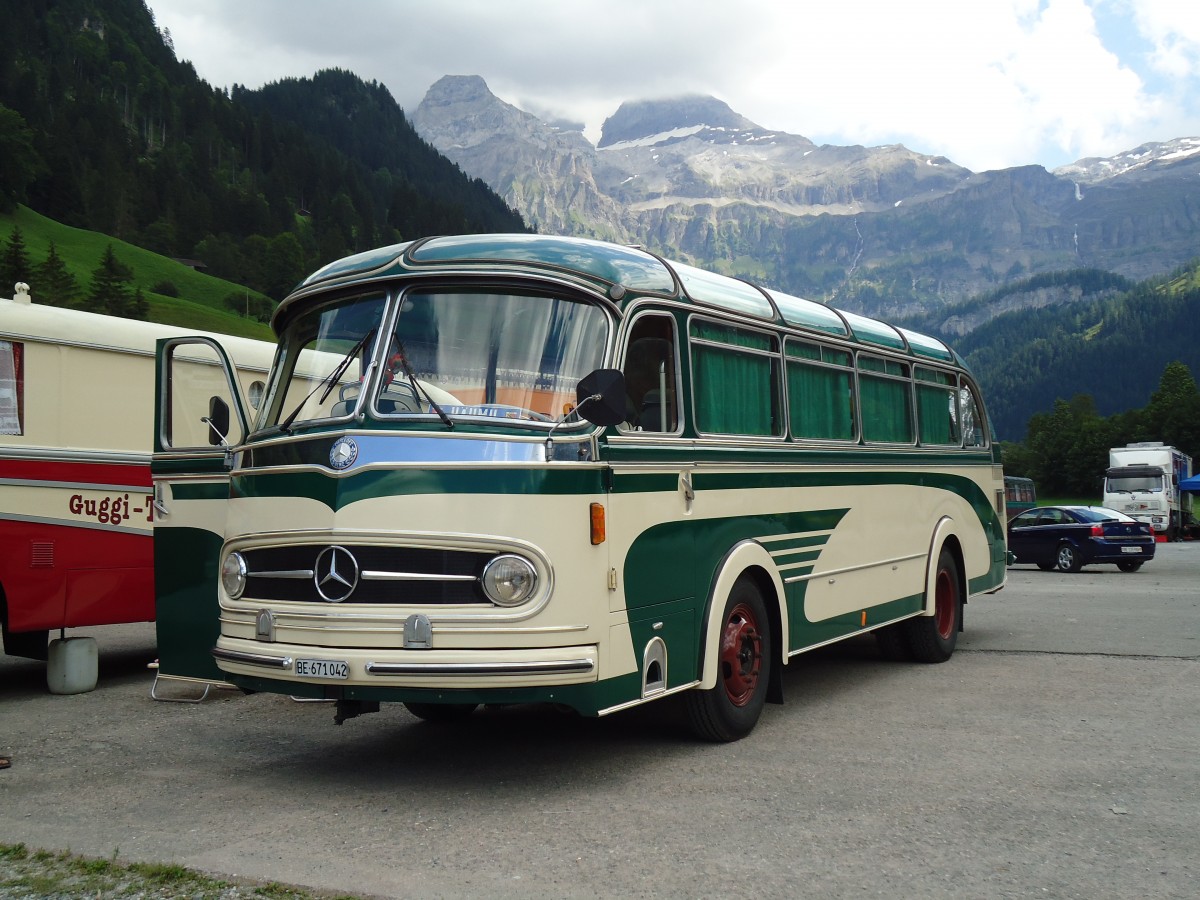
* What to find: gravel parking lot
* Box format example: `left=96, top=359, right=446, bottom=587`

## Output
left=2, top=543, right=1198, bottom=899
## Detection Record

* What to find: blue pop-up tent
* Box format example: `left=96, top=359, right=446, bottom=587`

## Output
left=1181, top=474, right=1200, bottom=493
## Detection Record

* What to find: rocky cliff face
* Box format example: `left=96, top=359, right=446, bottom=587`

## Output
left=411, top=76, right=1200, bottom=321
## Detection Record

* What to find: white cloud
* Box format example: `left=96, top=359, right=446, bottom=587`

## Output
left=147, top=0, right=1200, bottom=171
left=1125, top=0, right=1200, bottom=78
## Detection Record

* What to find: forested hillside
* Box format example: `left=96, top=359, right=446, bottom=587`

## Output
left=936, top=263, right=1200, bottom=440
left=0, top=0, right=526, bottom=306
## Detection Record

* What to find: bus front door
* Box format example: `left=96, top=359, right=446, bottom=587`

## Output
left=151, top=338, right=249, bottom=698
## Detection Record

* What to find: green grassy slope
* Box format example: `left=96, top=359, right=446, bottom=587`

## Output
left=1, top=206, right=274, bottom=341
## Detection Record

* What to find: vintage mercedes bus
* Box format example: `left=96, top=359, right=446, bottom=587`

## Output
left=153, top=235, right=1007, bottom=740
left=1, top=282, right=273, bottom=688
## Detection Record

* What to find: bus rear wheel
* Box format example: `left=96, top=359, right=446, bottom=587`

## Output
left=685, top=577, right=771, bottom=742
left=902, top=549, right=961, bottom=663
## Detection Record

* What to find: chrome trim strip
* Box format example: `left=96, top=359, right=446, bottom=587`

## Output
left=212, top=647, right=293, bottom=669
left=787, top=615, right=920, bottom=658
left=251, top=569, right=313, bottom=579
left=597, top=680, right=702, bottom=716
left=0, top=447, right=150, bottom=466
left=361, top=570, right=477, bottom=583
left=364, top=658, right=594, bottom=676
left=217, top=615, right=588, bottom=635
left=782, top=551, right=926, bottom=584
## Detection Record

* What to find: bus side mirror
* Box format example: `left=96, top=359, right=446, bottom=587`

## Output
left=574, top=369, right=626, bottom=427
left=204, top=395, right=231, bottom=447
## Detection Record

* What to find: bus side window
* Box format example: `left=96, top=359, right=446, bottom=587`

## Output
left=621, top=316, right=678, bottom=433
left=959, top=383, right=985, bottom=447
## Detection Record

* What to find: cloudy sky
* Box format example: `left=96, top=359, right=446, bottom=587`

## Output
left=146, top=0, right=1200, bottom=173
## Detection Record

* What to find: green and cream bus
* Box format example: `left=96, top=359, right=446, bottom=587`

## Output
left=154, top=234, right=1007, bottom=740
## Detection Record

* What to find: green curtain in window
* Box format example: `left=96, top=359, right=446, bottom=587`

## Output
left=860, top=375, right=913, bottom=442
left=917, top=384, right=959, bottom=445
left=788, top=361, right=853, bottom=439
left=693, top=345, right=777, bottom=435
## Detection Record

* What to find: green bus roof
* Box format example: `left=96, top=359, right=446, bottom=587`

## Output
left=285, top=233, right=957, bottom=364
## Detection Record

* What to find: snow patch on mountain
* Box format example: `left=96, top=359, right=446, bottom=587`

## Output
left=1054, top=137, right=1200, bottom=184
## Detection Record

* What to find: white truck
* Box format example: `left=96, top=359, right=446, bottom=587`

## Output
left=1103, top=442, right=1193, bottom=540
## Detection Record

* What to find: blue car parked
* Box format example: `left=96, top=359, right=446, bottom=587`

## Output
left=1007, top=505, right=1156, bottom=573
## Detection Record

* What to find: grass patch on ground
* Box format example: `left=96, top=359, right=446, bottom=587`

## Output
left=0, top=843, right=359, bottom=899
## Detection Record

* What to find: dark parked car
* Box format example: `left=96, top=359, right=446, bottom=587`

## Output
left=1008, top=505, right=1156, bottom=572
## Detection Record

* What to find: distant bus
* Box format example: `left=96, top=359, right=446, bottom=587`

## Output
left=154, top=235, right=1008, bottom=741
left=1004, top=475, right=1037, bottom=519
left=0, top=283, right=274, bottom=685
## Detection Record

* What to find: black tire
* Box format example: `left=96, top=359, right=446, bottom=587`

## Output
left=902, top=549, right=961, bottom=663
left=1055, top=542, right=1082, bottom=573
left=403, top=702, right=479, bottom=723
left=874, top=623, right=913, bottom=661
left=685, top=577, right=771, bottom=742
left=1116, top=560, right=1143, bottom=572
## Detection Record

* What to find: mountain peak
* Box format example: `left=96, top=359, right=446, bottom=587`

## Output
left=419, top=74, right=495, bottom=108
left=598, top=95, right=783, bottom=148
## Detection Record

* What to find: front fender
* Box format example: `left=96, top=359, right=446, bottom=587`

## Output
left=697, top=540, right=787, bottom=690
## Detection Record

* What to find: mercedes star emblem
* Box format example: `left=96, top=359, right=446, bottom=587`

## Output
left=313, top=545, right=360, bottom=602
left=329, top=436, right=358, bottom=470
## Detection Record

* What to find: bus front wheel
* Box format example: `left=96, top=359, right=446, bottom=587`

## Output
left=902, top=549, right=961, bottom=663
left=685, top=577, right=771, bottom=742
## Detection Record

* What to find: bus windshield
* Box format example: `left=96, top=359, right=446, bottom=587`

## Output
left=258, top=293, right=389, bottom=432
left=377, top=290, right=608, bottom=425
left=257, top=289, right=609, bottom=432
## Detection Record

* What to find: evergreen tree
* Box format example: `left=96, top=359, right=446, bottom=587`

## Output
left=1143, top=361, right=1200, bottom=460
left=0, top=105, right=44, bottom=212
left=87, top=244, right=133, bottom=315
left=1025, top=395, right=1110, bottom=497
left=32, top=241, right=80, bottom=307
left=131, top=285, right=149, bottom=320
left=1, top=226, right=31, bottom=295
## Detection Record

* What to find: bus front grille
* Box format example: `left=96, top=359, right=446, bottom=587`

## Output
left=240, top=544, right=491, bottom=606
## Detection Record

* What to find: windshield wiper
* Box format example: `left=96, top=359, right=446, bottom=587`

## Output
left=388, top=335, right=455, bottom=430
left=278, top=329, right=375, bottom=434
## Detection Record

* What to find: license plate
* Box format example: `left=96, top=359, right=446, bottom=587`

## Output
left=1121, top=546, right=1141, bottom=554
left=295, top=658, right=349, bottom=679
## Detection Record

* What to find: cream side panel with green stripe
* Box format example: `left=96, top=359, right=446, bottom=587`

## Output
left=801, top=481, right=980, bottom=620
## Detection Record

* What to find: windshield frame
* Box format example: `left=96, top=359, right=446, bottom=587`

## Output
left=365, top=283, right=613, bottom=432
left=252, top=281, right=615, bottom=437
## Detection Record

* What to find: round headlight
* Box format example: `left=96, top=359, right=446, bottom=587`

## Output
left=481, top=554, right=538, bottom=607
left=221, top=551, right=247, bottom=599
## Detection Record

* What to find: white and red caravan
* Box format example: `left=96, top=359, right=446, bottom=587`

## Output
left=0, top=282, right=272, bottom=685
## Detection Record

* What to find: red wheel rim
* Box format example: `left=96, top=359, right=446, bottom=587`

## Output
left=934, top=567, right=956, bottom=640
left=720, top=601, right=763, bottom=707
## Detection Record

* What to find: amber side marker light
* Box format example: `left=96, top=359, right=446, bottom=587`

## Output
left=590, top=502, right=606, bottom=545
